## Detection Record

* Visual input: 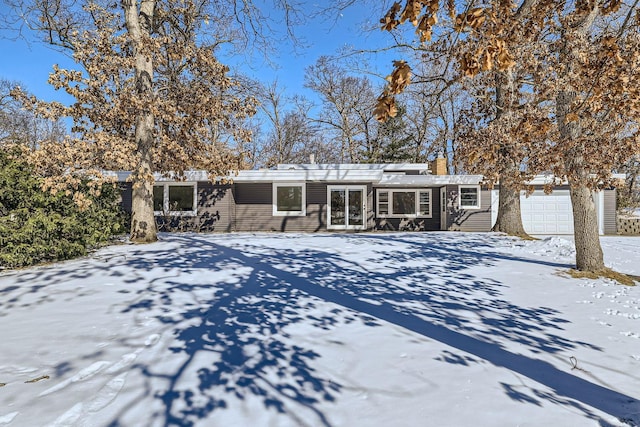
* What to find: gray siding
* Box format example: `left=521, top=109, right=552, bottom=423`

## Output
left=120, top=182, right=233, bottom=232
left=233, top=183, right=328, bottom=232
left=156, top=183, right=233, bottom=232
left=445, top=186, right=492, bottom=232
left=603, top=189, right=617, bottom=235
left=366, top=184, right=375, bottom=230
left=118, top=180, right=508, bottom=234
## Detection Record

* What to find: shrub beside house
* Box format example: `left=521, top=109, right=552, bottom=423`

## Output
left=0, top=148, right=126, bottom=269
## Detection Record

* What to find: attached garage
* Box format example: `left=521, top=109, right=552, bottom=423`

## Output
left=491, top=188, right=616, bottom=235
left=520, top=190, right=573, bottom=235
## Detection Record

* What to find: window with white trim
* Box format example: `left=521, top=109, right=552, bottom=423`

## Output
left=376, top=189, right=432, bottom=218
left=273, top=183, right=306, bottom=216
left=153, top=183, right=197, bottom=215
left=459, top=185, right=481, bottom=209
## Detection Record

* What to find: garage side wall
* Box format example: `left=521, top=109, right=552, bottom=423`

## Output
left=603, top=189, right=617, bottom=235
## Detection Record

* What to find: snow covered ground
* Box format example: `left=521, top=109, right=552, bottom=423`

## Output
left=0, top=232, right=639, bottom=427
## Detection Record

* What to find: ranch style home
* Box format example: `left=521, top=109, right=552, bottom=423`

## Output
left=116, top=159, right=619, bottom=235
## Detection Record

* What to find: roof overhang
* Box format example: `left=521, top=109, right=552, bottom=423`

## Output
left=525, top=173, right=627, bottom=186
left=276, top=163, right=431, bottom=173
left=105, top=170, right=212, bottom=182
left=107, top=168, right=485, bottom=185
left=233, top=169, right=385, bottom=183
left=375, top=174, right=484, bottom=186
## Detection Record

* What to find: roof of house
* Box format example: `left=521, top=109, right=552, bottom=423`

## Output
left=276, top=163, right=431, bottom=173
left=108, top=165, right=625, bottom=188
left=377, top=174, right=483, bottom=186
left=108, top=163, right=474, bottom=185
left=232, top=169, right=386, bottom=183
left=525, top=173, right=626, bottom=185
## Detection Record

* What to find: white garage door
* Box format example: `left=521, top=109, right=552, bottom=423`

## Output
left=521, top=190, right=573, bottom=235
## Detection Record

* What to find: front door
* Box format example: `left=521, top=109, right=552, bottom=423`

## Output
left=327, top=185, right=367, bottom=230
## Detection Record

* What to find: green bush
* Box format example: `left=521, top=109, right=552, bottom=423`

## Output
left=0, top=148, right=126, bottom=268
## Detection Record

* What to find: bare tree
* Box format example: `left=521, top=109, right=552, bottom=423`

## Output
left=251, top=82, right=319, bottom=166
left=0, top=78, right=64, bottom=148
left=618, top=155, right=640, bottom=213
left=305, top=56, right=380, bottom=163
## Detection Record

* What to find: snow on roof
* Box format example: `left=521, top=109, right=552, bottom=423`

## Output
left=276, top=163, right=431, bottom=172
left=525, top=173, right=626, bottom=186
left=107, top=168, right=625, bottom=188
left=102, top=170, right=132, bottom=181
left=232, top=169, right=385, bottom=183
left=104, top=170, right=212, bottom=182
left=376, top=174, right=484, bottom=186
left=107, top=168, right=480, bottom=185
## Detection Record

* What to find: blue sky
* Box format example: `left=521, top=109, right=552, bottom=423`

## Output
left=0, top=34, right=76, bottom=103
left=0, top=3, right=398, bottom=106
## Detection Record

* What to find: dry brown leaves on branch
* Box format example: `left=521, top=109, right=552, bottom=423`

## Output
left=386, top=60, right=412, bottom=94
left=373, top=91, right=398, bottom=122
left=458, top=43, right=515, bottom=77
left=447, top=0, right=456, bottom=19
left=454, top=7, right=486, bottom=32
left=380, top=2, right=402, bottom=31
left=374, top=60, right=412, bottom=122
left=8, top=1, right=259, bottom=211
left=380, top=0, right=440, bottom=41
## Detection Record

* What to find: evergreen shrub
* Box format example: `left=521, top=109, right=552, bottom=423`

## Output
left=0, top=148, right=126, bottom=268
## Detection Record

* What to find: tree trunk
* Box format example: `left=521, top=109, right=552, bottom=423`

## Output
left=124, top=0, right=158, bottom=243
left=492, top=70, right=530, bottom=237
left=130, top=116, right=157, bottom=243
left=556, top=8, right=604, bottom=271
left=569, top=183, right=604, bottom=271
left=493, top=180, right=528, bottom=237
left=130, top=179, right=157, bottom=243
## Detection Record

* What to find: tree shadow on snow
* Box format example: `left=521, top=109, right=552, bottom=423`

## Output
left=145, top=267, right=347, bottom=426
left=105, top=239, right=362, bottom=427
left=4, top=232, right=638, bottom=426
left=140, top=232, right=634, bottom=427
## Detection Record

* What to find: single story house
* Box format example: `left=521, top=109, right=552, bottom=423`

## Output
left=116, top=160, right=619, bottom=235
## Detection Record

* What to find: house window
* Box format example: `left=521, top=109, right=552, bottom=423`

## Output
left=393, top=191, right=416, bottom=215
left=419, top=191, right=431, bottom=216
left=153, top=183, right=197, bottom=215
left=378, top=191, right=389, bottom=215
left=377, top=189, right=432, bottom=218
left=153, top=186, right=164, bottom=211
left=459, top=185, right=481, bottom=209
left=273, top=183, right=306, bottom=216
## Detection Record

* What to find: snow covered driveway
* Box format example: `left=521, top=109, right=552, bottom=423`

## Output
left=0, top=232, right=639, bottom=426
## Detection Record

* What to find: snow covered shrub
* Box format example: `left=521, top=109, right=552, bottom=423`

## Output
left=0, top=148, right=126, bottom=268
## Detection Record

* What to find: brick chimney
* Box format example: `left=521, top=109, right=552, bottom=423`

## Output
left=431, top=155, right=448, bottom=175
